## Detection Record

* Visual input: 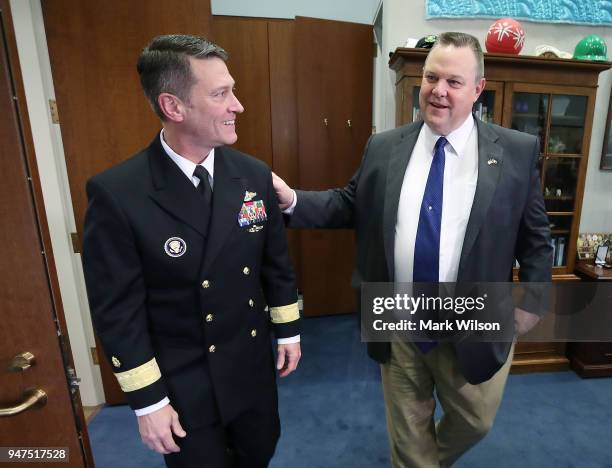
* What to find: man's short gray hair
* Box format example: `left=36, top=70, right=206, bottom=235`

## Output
left=137, top=34, right=228, bottom=120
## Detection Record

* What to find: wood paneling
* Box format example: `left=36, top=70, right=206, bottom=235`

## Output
left=296, top=17, right=373, bottom=316
left=268, top=20, right=301, bottom=281
left=212, top=16, right=273, bottom=166
left=212, top=17, right=302, bottom=284
left=42, top=0, right=213, bottom=405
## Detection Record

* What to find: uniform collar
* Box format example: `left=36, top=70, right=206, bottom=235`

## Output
left=160, top=129, right=215, bottom=180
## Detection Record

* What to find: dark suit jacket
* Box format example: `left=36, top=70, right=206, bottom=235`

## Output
left=82, top=135, right=299, bottom=429
left=290, top=117, right=552, bottom=384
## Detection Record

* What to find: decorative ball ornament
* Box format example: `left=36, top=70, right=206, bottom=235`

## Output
left=573, top=35, right=608, bottom=61
left=485, top=18, right=526, bottom=54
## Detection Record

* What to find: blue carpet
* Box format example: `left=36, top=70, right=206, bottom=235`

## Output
left=88, top=315, right=612, bottom=467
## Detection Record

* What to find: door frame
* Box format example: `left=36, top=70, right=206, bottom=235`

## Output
left=8, top=0, right=104, bottom=406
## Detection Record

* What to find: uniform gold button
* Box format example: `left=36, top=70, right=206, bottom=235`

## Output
left=208, top=345, right=216, bottom=353
left=202, top=280, right=210, bottom=289
left=205, top=314, right=213, bottom=322
left=251, top=329, right=257, bottom=337
left=243, top=267, right=250, bottom=275
left=249, top=299, right=254, bottom=307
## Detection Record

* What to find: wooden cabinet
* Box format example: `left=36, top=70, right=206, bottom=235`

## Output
left=568, top=263, right=612, bottom=377
left=390, top=48, right=611, bottom=372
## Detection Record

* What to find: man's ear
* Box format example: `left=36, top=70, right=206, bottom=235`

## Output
left=158, top=93, right=185, bottom=122
left=474, top=77, right=486, bottom=102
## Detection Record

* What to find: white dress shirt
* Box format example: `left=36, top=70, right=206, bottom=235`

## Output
left=394, top=115, right=478, bottom=283
left=135, top=132, right=298, bottom=416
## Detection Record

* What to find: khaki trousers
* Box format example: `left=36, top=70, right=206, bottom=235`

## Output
left=380, top=341, right=514, bottom=468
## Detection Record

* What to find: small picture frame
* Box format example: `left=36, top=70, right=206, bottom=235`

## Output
left=595, top=245, right=608, bottom=266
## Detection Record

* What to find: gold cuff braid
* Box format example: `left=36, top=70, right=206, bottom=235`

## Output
left=270, top=302, right=299, bottom=324
left=114, top=358, right=161, bottom=392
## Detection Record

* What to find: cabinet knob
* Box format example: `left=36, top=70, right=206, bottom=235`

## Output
left=347, top=119, right=352, bottom=128
left=323, top=118, right=328, bottom=126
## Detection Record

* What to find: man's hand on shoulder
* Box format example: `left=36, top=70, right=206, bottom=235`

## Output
left=137, top=404, right=186, bottom=454
left=276, top=342, right=301, bottom=377
left=272, top=172, right=294, bottom=210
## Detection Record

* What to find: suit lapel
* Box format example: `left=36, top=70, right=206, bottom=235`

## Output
left=148, top=136, right=210, bottom=237
left=457, top=119, right=504, bottom=278
left=201, top=147, right=245, bottom=273
left=383, top=122, right=423, bottom=281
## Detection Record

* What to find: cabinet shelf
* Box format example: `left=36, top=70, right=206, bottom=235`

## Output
left=543, top=154, right=582, bottom=158
left=547, top=211, right=574, bottom=216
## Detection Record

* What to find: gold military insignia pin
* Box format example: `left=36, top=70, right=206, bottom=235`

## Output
left=487, top=158, right=498, bottom=166
left=244, top=191, right=257, bottom=202
left=248, top=225, right=264, bottom=233
left=111, top=356, right=121, bottom=368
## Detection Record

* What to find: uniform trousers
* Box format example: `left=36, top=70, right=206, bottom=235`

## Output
left=164, top=399, right=280, bottom=468
left=381, top=341, right=514, bottom=468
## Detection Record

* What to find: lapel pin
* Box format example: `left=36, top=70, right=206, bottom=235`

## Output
left=244, top=191, right=257, bottom=202
left=487, top=158, right=498, bottom=166
left=164, top=237, right=187, bottom=257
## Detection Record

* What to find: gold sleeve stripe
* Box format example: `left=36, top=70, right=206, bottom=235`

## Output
left=114, top=358, right=162, bottom=393
left=270, top=302, right=299, bottom=324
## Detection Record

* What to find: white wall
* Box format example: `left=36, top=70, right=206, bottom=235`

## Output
left=380, top=0, right=612, bottom=232
left=212, top=0, right=380, bottom=24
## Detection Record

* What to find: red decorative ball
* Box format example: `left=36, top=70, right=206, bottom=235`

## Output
left=485, top=18, right=526, bottom=54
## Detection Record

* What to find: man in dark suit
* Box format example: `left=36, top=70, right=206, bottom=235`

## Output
left=273, top=32, right=552, bottom=466
left=82, top=35, right=301, bottom=468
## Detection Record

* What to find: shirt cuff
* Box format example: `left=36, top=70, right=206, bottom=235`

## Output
left=134, top=397, right=170, bottom=416
left=282, top=190, right=297, bottom=215
left=277, top=334, right=300, bottom=344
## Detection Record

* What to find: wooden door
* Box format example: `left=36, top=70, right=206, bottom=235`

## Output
left=41, top=0, right=213, bottom=405
left=0, top=2, right=92, bottom=465
left=211, top=17, right=273, bottom=166
left=211, top=17, right=302, bottom=283
left=295, top=17, right=373, bottom=316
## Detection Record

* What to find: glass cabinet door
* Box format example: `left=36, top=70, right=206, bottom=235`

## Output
left=506, top=86, right=589, bottom=271
left=475, top=81, right=504, bottom=125
left=510, top=92, right=549, bottom=153
left=548, top=95, right=587, bottom=155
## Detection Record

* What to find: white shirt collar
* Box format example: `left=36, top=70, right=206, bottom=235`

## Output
left=159, top=129, right=215, bottom=181
left=423, top=114, right=475, bottom=158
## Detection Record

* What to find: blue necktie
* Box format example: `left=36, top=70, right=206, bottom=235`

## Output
left=413, top=136, right=447, bottom=353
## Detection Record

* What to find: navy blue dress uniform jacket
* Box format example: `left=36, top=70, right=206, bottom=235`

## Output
left=82, top=134, right=300, bottom=429
left=289, top=117, right=552, bottom=384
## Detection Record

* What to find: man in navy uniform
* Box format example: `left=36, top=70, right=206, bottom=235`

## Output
left=82, top=35, right=301, bottom=467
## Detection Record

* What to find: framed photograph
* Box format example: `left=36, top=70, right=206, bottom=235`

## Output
left=600, top=94, right=612, bottom=170
left=595, top=245, right=609, bottom=265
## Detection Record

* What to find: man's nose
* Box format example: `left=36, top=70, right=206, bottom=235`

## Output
left=230, top=93, right=244, bottom=113
left=432, top=82, right=448, bottom=97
